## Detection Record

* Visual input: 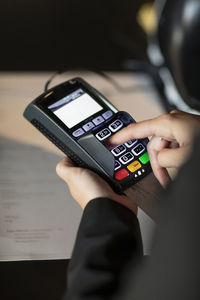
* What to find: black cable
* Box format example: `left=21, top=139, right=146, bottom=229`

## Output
left=44, top=66, right=153, bottom=93
left=44, top=70, right=64, bottom=92
left=44, top=65, right=176, bottom=113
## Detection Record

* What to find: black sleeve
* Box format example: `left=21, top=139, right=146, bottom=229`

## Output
left=64, top=198, right=143, bottom=300
left=114, top=135, right=200, bottom=300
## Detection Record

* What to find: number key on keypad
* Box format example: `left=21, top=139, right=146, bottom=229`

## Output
left=109, top=119, right=123, bottom=132
left=125, top=139, right=138, bottom=148
left=96, top=128, right=111, bottom=141
left=119, top=152, right=134, bottom=165
left=132, top=143, right=145, bottom=156
left=111, top=144, right=126, bottom=157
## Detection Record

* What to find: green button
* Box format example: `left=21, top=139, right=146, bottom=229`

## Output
left=139, top=152, right=149, bottom=164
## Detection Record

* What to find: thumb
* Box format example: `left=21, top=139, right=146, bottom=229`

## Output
left=158, top=145, right=192, bottom=168
left=56, top=156, right=77, bottom=182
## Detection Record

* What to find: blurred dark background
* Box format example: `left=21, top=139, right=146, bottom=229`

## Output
left=0, top=0, right=153, bottom=71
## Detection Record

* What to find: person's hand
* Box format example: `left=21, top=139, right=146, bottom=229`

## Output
left=109, top=110, right=200, bottom=188
left=56, top=156, right=137, bottom=214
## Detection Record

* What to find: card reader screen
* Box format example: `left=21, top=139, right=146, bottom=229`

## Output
left=48, top=89, right=103, bottom=128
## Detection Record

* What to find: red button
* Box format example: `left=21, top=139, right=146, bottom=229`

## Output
left=115, top=169, right=129, bottom=181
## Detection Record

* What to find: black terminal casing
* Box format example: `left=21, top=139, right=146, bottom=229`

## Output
left=23, top=77, right=151, bottom=192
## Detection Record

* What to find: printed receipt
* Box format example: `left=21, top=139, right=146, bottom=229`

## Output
left=0, top=137, right=82, bottom=261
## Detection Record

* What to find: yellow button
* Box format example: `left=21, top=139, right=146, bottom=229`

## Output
left=127, top=160, right=141, bottom=173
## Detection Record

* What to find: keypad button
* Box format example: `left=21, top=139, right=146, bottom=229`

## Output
left=127, top=160, right=141, bottom=173
left=92, top=116, right=104, bottom=126
left=139, top=152, right=150, bottom=164
left=125, top=139, right=138, bottom=148
left=111, top=144, right=126, bottom=157
left=83, top=121, right=95, bottom=132
left=102, top=110, right=113, bottom=120
left=72, top=128, right=85, bottom=137
left=119, top=152, right=134, bottom=165
left=96, top=128, right=111, bottom=141
left=114, top=160, right=121, bottom=171
left=109, top=119, right=123, bottom=132
left=131, top=143, right=145, bottom=156
left=115, top=169, right=129, bottom=181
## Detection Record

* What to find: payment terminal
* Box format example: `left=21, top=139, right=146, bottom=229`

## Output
left=23, top=77, right=151, bottom=192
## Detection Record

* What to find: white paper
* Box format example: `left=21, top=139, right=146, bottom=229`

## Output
left=0, top=137, right=82, bottom=261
